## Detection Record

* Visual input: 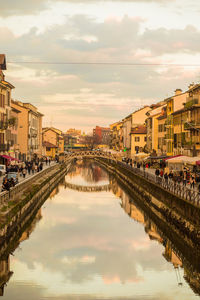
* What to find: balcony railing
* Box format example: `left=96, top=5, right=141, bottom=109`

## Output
left=184, top=121, right=200, bottom=130
left=184, top=98, right=199, bottom=109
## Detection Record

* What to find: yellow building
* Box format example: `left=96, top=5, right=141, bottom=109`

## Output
left=182, top=83, right=200, bottom=156
left=110, top=121, right=123, bottom=151
left=130, top=125, right=147, bottom=156
left=166, top=89, right=187, bottom=156
left=58, top=135, right=64, bottom=154
left=42, top=141, right=57, bottom=158
left=146, top=102, right=166, bottom=154
left=11, top=100, right=43, bottom=161
left=157, top=106, right=167, bottom=156
left=42, top=127, right=64, bottom=157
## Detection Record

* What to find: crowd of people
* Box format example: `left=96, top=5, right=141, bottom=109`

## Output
left=122, top=157, right=200, bottom=193
left=2, top=157, right=53, bottom=191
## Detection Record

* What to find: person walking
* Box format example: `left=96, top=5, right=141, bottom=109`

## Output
left=183, top=171, right=187, bottom=187
left=22, top=168, right=27, bottom=178
left=190, top=176, right=195, bottom=189
left=164, top=172, right=168, bottom=185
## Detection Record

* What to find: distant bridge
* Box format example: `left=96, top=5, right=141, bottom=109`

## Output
left=65, top=151, right=117, bottom=160
left=65, top=182, right=111, bottom=192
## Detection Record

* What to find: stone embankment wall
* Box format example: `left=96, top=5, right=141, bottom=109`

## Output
left=0, top=161, right=72, bottom=251
left=96, top=158, right=200, bottom=254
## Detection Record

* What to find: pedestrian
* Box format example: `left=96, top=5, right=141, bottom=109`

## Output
left=169, top=170, right=173, bottom=180
left=155, top=168, right=160, bottom=177
left=46, top=157, right=48, bottom=165
left=183, top=171, right=187, bottom=186
left=164, top=172, right=168, bottom=184
left=22, top=168, right=27, bottom=178
left=160, top=169, right=164, bottom=177
left=48, top=158, right=51, bottom=165
left=190, top=176, right=195, bottom=189
left=130, top=159, right=132, bottom=167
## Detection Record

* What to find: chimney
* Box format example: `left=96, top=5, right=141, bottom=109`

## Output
left=188, top=83, right=195, bottom=89
left=174, top=89, right=182, bottom=96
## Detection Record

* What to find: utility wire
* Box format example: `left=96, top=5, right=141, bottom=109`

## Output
left=7, top=61, right=200, bottom=67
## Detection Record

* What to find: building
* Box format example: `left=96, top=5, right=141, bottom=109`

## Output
left=123, top=106, right=150, bottom=157
left=0, top=54, right=15, bottom=159
left=122, top=114, right=132, bottom=154
left=110, top=121, right=123, bottom=151
left=166, top=89, right=187, bottom=156
left=146, top=103, right=166, bottom=155
left=130, top=125, right=147, bottom=156
left=93, top=126, right=110, bottom=145
left=181, top=83, right=200, bottom=156
left=42, top=127, right=64, bottom=157
left=66, top=128, right=81, bottom=136
left=157, top=106, right=167, bottom=156
left=11, top=100, right=43, bottom=161
left=8, top=106, right=21, bottom=159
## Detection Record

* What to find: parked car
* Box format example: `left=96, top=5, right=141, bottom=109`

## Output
left=7, top=172, right=19, bottom=186
left=0, top=165, right=6, bottom=176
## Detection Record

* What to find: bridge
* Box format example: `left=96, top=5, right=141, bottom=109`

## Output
left=65, top=151, right=117, bottom=160
left=65, top=182, right=111, bottom=192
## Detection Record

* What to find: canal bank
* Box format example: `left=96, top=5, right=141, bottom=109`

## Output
left=0, top=159, right=199, bottom=299
left=0, top=160, right=72, bottom=248
left=95, top=157, right=200, bottom=249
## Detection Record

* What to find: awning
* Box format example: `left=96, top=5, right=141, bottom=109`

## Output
left=0, top=155, right=18, bottom=161
left=164, top=155, right=183, bottom=161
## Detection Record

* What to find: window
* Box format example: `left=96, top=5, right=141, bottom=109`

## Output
left=46, top=147, right=51, bottom=151
left=135, top=137, right=140, bottom=142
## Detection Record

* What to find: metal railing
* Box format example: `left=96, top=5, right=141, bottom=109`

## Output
left=115, top=161, right=200, bottom=206
left=64, top=151, right=200, bottom=206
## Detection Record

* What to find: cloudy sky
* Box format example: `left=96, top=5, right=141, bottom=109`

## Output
left=1, top=0, right=200, bottom=132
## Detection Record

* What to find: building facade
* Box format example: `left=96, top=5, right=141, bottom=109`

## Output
left=11, top=100, right=43, bottom=161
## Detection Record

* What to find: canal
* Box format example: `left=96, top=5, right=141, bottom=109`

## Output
left=1, top=160, right=200, bottom=299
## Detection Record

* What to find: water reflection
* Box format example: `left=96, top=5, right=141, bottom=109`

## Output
left=0, top=161, right=200, bottom=299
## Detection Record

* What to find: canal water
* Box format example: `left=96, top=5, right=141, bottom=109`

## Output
left=1, top=160, right=200, bottom=299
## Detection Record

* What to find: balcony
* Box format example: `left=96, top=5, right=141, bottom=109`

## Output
left=184, top=98, right=199, bottom=109
left=184, top=121, right=200, bottom=130
left=0, top=121, right=8, bottom=130
left=164, top=134, right=173, bottom=140
left=0, top=144, right=10, bottom=152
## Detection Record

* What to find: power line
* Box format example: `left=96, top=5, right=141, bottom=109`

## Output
left=7, top=61, right=200, bottom=67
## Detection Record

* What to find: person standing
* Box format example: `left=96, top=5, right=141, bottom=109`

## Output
left=183, top=171, right=187, bottom=186
left=22, top=168, right=27, bottom=178
left=190, top=176, right=195, bottom=189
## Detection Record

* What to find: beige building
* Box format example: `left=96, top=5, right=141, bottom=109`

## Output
left=130, top=125, right=147, bottom=156
left=110, top=121, right=123, bottom=151
left=11, top=100, right=43, bottom=161
left=42, top=127, right=64, bottom=157
left=123, top=106, right=150, bottom=157
left=165, top=89, right=188, bottom=156
left=0, top=54, right=15, bottom=158
left=146, top=102, right=166, bottom=154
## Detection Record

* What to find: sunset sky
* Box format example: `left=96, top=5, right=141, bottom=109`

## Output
left=1, top=0, right=200, bottom=132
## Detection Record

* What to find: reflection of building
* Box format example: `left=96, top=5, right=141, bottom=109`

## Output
left=19, top=209, right=42, bottom=242
left=0, top=255, right=13, bottom=296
